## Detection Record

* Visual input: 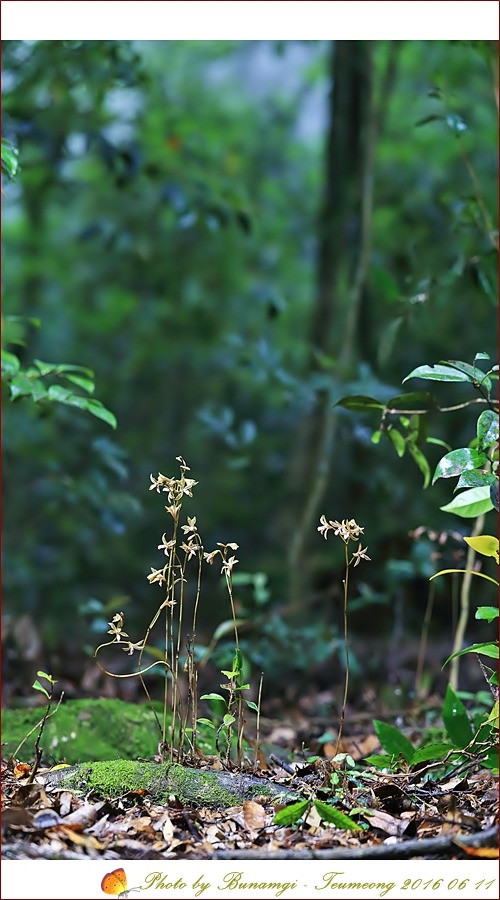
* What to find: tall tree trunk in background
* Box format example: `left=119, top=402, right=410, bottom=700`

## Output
left=287, top=41, right=375, bottom=612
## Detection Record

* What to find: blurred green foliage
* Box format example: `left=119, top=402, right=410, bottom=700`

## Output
left=1, top=40, right=497, bottom=693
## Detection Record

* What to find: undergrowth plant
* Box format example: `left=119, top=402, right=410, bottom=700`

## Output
left=11, top=672, right=64, bottom=779
left=94, top=457, right=258, bottom=765
left=337, top=352, right=498, bottom=775
left=317, top=517, right=370, bottom=756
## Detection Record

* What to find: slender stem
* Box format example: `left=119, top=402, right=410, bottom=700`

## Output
left=335, top=542, right=350, bottom=757
left=449, top=513, right=485, bottom=692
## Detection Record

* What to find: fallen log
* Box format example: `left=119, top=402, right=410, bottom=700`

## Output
left=41, top=759, right=298, bottom=808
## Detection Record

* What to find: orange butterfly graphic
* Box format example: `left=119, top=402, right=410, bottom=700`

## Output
left=101, top=868, right=140, bottom=899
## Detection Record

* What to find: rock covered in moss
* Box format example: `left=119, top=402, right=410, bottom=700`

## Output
left=43, top=759, right=298, bottom=808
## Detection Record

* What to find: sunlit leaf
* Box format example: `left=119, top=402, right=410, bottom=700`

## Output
left=475, top=607, right=499, bottom=623
left=432, top=448, right=487, bottom=483
left=463, top=534, right=499, bottom=563
left=476, top=410, right=498, bottom=448
left=313, top=800, right=362, bottom=830
left=273, top=800, right=309, bottom=826
left=440, top=486, right=493, bottom=517
left=403, top=364, right=470, bottom=384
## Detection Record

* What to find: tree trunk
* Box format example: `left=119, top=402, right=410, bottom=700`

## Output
left=287, top=41, right=374, bottom=612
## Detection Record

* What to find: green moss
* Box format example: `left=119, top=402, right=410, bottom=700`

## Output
left=47, top=760, right=293, bottom=807
left=2, top=698, right=218, bottom=764
left=2, top=699, right=164, bottom=763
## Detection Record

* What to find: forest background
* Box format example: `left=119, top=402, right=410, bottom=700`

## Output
left=2, top=38, right=498, bottom=715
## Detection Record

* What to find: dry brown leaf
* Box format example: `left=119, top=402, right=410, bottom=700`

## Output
left=364, top=808, right=411, bottom=837
left=242, top=799, right=267, bottom=832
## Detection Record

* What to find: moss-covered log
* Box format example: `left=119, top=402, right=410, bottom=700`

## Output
left=42, top=759, right=298, bottom=808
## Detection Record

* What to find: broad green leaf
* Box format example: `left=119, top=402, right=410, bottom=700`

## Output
left=62, top=374, right=96, bottom=394
left=463, top=535, right=499, bottom=563
left=273, top=800, right=309, bottom=826
left=334, top=395, right=385, bottom=411
left=430, top=568, right=498, bottom=586
left=9, top=373, right=37, bottom=399
left=386, top=392, right=434, bottom=411
left=313, top=800, right=362, bottom=831
left=411, top=742, right=457, bottom=765
left=196, top=718, right=216, bottom=730
left=444, top=642, right=499, bottom=665
left=474, top=352, right=490, bottom=361
left=245, top=700, right=259, bottom=712
left=432, top=448, right=487, bottom=484
left=1, top=139, right=19, bottom=178
left=408, top=443, right=431, bottom=489
left=477, top=410, right=499, bottom=448
left=373, top=720, right=414, bottom=763
left=222, top=714, right=235, bottom=727
left=456, top=470, right=496, bottom=490
left=200, top=693, right=225, bottom=701
left=475, top=607, right=499, bottom=623
left=386, top=427, right=406, bottom=457
left=443, top=685, right=474, bottom=748
left=363, top=754, right=399, bottom=769
left=440, top=486, right=493, bottom=518
left=1, top=350, right=21, bottom=377
left=371, top=430, right=382, bottom=445
left=484, top=700, right=499, bottom=729
left=403, top=364, right=470, bottom=384
left=442, top=360, right=492, bottom=392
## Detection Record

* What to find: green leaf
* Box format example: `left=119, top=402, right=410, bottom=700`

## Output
left=196, top=717, right=216, bottom=730
left=1, top=350, right=21, bottom=377
left=200, top=693, right=226, bottom=701
left=32, top=680, right=50, bottom=698
left=403, top=364, right=470, bottom=384
left=442, top=685, right=474, bottom=748
left=444, top=643, right=499, bottom=666
left=475, top=607, right=499, bottom=623
left=432, top=448, right=487, bottom=484
left=491, top=481, right=499, bottom=512
left=410, top=742, right=457, bottom=765
left=62, top=374, right=96, bottom=394
left=363, top=754, right=399, bottom=769
left=477, top=410, right=499, bottom=448
left=386, top=392, right=434, bottom=411
left=1, top=139, right=19, bottom=178
left=441, top=360, right=492, bottom=392
left=36, top=671, right=54, bottom=682
left=474, top=352, right=490, bottom=361
left=222, top=714, right=235, bottom=727
left=373, top=720, right=414, bottom=763
left=386, top=426, right=406, bottom=457
left=463, top=534, right=499, bottom=563
left=456, top=470, right=496, bottom=490
left=245, top=700, right=259, bottom=712
left=334, top=395, right=385, bottom=411
left=313, top=800, right=362, bottom=831
left=273, top=800, right=309, bottom=826
left=408, top=443, right=431, bottom=489
left=440, top=486, right=493, bottom=518
left=371, top=430, right=382, bottom=445
left=9, top=373, right=37, bottom=400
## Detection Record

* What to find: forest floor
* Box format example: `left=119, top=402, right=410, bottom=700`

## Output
left=2, top=692, right=498, bottom=861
